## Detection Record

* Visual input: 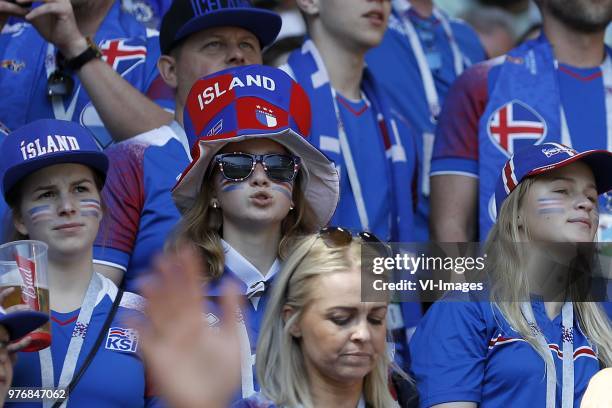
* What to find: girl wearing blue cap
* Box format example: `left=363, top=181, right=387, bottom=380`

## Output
left=0, top=119, right=159, bottom=407
left=410, top=143, right=612, bottom=408
left=169, top=64, right=340, bottom=400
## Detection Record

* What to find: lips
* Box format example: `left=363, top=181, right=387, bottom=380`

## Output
left=342, top=351, right=372, bottom=359
left=363, top=10, right=384, bottom=26
left=250, top=191, right=273, bottom=206
left=568, top=218, right=592, bottom=229
left=53, top=222, right=84, bottom=231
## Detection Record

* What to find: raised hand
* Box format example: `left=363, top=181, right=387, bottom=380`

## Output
left=136, top=245, right=242, bottom=408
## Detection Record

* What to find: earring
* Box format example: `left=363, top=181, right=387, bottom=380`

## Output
left=289, top=205, right=294, bottom=210
left=211, top=200, right=219, bottom=209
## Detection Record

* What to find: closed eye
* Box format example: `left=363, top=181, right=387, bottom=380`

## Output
left=37, top=190, right=55, bottom=199
left=330, top=316, right=351, bottom=326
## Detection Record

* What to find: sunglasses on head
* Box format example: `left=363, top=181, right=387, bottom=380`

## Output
left=318, top=226, right=391, bottom=258
left=214, top=153, right=301, bottom=183
left=284, top=227, right=391, bottom=300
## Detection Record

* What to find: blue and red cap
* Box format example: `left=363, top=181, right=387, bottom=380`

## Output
left=159, top=0, right=282, bottom=54
left=495, top=142, right=612, bottom=213
left=0, top=305, right=48, bottom=341
left=0, top=119, right=109, bottom=200
left=173, top=64, right=340, bottom=228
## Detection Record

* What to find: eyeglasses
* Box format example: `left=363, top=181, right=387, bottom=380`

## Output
left=214, top=153, right=301, bottom=183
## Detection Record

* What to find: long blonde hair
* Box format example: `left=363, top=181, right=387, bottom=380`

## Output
left=485, top=177, right=612, bottom=367
left=169, top=166, right=319, bottom=280
left=255, top=234, right=401, bottom=408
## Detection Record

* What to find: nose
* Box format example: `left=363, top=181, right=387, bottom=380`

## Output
left=350, top=318, right=372, bottom=343
left=575, top=195, right=595, bottom=213
left=225, top=43, right=246, bottom=66
left=57, top=192, right=78, bottom=216
left=249, top=162, right=270, bottom=187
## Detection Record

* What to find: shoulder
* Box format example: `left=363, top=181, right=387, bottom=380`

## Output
left=456, top=57, right=502, bottom=92
left=95, top=273, right=146, bottom=314
left=233, top=393, right=277, bottom=408
left=106, top=125, right=176, bottom=159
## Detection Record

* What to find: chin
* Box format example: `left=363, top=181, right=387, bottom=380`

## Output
left=331, top=367, right=373, bottom=383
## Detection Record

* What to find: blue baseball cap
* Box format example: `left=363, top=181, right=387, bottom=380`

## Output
left=0, top=119, right=109, bottom=199
left=495, top=142, right=612, bottom=212
left=173, top=64, right=340, bottom=228
left=0, top=305, right=48, bottom=341
left=159, top=0, right=282, bottom=54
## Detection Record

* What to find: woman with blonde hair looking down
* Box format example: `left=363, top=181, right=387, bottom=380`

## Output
left=237, top=227, right=414, bottom=408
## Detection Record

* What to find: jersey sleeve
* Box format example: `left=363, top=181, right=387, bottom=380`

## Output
left=430, top=61, right=491, bottom=178
left=409, top=300, right=489, bottom=406
left=93, top=142, right=146, bottom=271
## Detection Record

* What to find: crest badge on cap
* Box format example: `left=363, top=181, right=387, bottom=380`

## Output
left=173, top=65, right=340, bottom=229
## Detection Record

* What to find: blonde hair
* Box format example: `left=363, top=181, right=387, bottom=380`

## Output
left=256, top=234, right=401, bottom=408
left=485, top=177, right=612, bottom=367
left=169, top=166, right=319, bottom=281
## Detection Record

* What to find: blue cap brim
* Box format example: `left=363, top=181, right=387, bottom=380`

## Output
left=528, top=149, right=612, bottom=195
left=173, top=8, right=282, bottom=50
left=0, top=310, right=48, bottom=341
left=2, top=151, right=108, bottom=199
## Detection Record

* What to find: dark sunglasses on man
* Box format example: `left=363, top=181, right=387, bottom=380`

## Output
left=213, top=152, right=301, bottom=183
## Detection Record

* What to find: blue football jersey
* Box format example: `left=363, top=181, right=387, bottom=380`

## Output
left=204, top=243, right=281, bottom=403
left=121, top=0, right=173, bottom=29
left=331, top=94, right=392, bottom=240
left=410, top=299, right=601, bottom=407
left=432, top=37, right=612, bottom=240
left=0, top=1, right=161, bottom=149
left=93, top=122, right=191, bottom=293
left=9, top=275, right=159, bottom=407
left=367, top=0, right=486, bottom=241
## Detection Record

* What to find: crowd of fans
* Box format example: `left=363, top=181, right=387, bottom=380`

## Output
left=0, top=0, right=610, bottom=407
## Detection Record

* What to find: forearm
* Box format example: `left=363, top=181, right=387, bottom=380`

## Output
left=429, top=175, right=478, bottom=242
left=77, top=59, right=172, bottom=141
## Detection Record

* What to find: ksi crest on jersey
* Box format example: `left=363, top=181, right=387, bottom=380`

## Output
left=487, top=99, right=547, bottom=157
left=105, top=326, right=139, bottom=353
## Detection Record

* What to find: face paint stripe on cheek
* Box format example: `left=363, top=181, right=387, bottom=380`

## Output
left=537, top=198, right=565, bottom=214
left=220, top=184, right=245, bottom=193
left=271, top=185, right=292, bottom=200
left=27, top=205, right=53, bottom=223
left=79, top=199, right=101, bottom=218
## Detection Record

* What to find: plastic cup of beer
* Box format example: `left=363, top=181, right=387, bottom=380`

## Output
left=0, top=240, right=50, bottom=351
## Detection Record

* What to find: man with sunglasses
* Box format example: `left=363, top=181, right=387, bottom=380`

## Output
left=0, top=0, right=172, bottom=147
left=93, top=0, right=282, bottom=292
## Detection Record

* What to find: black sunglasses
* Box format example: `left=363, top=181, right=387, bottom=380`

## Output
left=214, top=153, right=301, bottom=183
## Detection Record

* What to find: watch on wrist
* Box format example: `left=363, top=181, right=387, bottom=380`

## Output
left=63, top=37, right=102, bottom=71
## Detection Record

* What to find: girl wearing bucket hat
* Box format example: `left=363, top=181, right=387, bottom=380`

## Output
left=0, top=119, right=159, bottom=407
left=169, top=64, right=340, bottom=400
left=410, top=143, right=612, bottom=408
